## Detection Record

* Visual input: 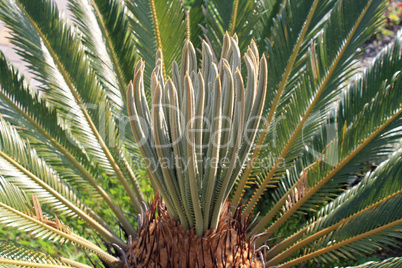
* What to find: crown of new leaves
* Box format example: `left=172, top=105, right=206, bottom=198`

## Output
left=127, top=33, right=268, bottom=235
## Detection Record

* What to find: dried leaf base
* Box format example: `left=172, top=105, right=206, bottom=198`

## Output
left=127, top=194, right=262, bottom=268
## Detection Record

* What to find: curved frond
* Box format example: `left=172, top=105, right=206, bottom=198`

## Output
left=278, top=218, right=402, bottom=267
left=69, top=0, right=140, bottom=102
left=0, top=240, right=71, bottom=267
left=265, top=149, right=402, bottom=265
left=253, top=0, right=282, bottom=48
left=0, top=117, right=126, bottom=247
left=0, top=0, right=111, bottom=177
left=350, top=257, right=402, bottom=268
left=0, top=259, right=69, bottom=268
left=68, top=0, right=145, bottom=183
left=232, top=0, right=337, bottom=204
left=239, top=0, right=387, bottom=215
left=0, top=51, right=98, bottom=198
left=0, top=177, right=33, bottom=215
left=90, top=0, right=138, bottom=86
left=253, top=31, right=402, bottom=240
left=270, top=31, right=402, bottom=217
left=126, top=0, right=187, bottom=86
left=0, top=180, right=121, bottom=266
left=313, top=149, right=402, bottom=234
left=202, top=0, right=264, bottom=57
left=0, top=52, right=138, bottom=236
left=0, top=240, right=92, bottom=267
left=187, top=0, right=204, bottom=51
left=0, top=0, right=144, bottom=212
left=69, top=0, right=127, bottom=112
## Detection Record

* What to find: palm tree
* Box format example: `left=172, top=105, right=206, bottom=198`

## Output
left=0, top=0, right=400, bottom=267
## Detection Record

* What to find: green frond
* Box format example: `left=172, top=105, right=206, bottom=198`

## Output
left=283, top=198, right=402, bottom=267
left=252, top=30, right=402, bottom=239
left=0, top=51, right=98, bottom=199
left=0, top=51, right=139, bottom=236
left=262, top=0, right=337, bottom=114
left=265, top=150, right=402, bottom=265
left=0, top=0, right=144, bottom=211
left=0, top=259, right=94, bottom=268
left=349, top=257, right=402, bottom=268
left=69, top=0, right=127, bottom=112
left=226, top=0, right=264, bottom=53
left=312, top=149, right=402, bottom=235
left=300, top=34, right=402, bottom=212
left=0, top=117, right=126, bottom=247
left=254, top=0, right=282, bottom=48
left=0, top=181, right=121, bottom=266
left=126, top=0, right=187, bottom=86
left=68, top=0, right=145, bottom=159
left=0, top=178, right=71, bottom=235
left=0, top=0, right=112, bottom=175
left=69, top=0, right=145, bottom=179
left=0, top=240, right=93, bottom=267
left=0, top=177, right=33, bottom=215
left=0, top=260, right=68, bottom=268
left=69, top=0, right=148, bottom=185
left=187, top=0, right=204, bottom=51
left=309, top=200, right=402, bottom=261
left=231, top=0, right=336, bottom=204
left=241, top=0, right=387, bottom=216
left=0, top=118, right=89, bottom=218
left=269, top=32, right=402, bottom=217
left=90, top=0, right=138, bottom=86
left=0, top=240, right=71, bottom=267
left=202, top=0, right=264, bottom=57
left=291, top=224, right=401, bottom=267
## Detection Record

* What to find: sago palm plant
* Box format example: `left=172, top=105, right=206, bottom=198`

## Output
left=0, top=0, right=401, bottom=267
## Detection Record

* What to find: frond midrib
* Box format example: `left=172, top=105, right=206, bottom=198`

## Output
left=276, top=218, right=402, bottom=267
left=0, top=201, right=122, bottom=266
left=228, top=0, right=239, bottom=36
left=241, top=0, right=376, bottom=216
left=265, top=189, right=402, bottom=264
left=0, top=82, right=136, bottom=237
left=89, top=0, right=127, bottom=98
left=232, top=0, right=320, bottom=205
left=14, top=0, right=142, bottom=213
left=149, top=0, right=165, bottom=78
left=0, top=149, right=125, bottom=248
left=252, top=107, right=402, bottom=238
left=0, top=259, right=70, bottom=268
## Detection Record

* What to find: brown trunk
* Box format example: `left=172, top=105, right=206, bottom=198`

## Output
left=126, top=193, right=263, bottom=267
